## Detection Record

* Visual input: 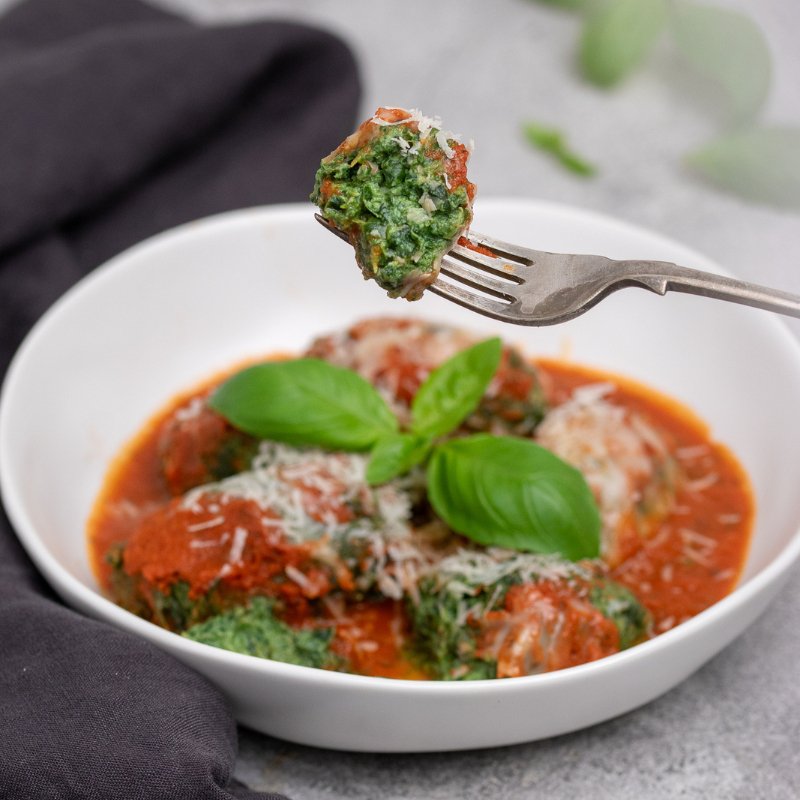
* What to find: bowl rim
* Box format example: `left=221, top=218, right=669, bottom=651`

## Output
left=3, top=197, right=800, bottom=695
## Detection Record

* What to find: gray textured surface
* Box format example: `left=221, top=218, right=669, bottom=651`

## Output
left=13, top=0, right=800, bottom=796
left=155, top=1, right=799, bottom=797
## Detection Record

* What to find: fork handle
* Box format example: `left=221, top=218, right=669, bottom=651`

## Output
left=618, top=260, right=800, bottom=319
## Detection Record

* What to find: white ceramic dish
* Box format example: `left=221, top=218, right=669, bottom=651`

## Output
left=2, top=199, right=800, bottom=752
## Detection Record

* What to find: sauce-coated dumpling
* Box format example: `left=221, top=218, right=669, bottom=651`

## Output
left=311, top=108, right=475, bottom=300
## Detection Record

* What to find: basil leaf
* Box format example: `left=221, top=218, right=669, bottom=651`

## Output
left=686, top=126, right=800, bottom=210
left=522, top=122, right=597, bottom=177
left=366, top=433, right=432, bottom=485
left=673, top=2, right=771, bottom=124
left=579, top=0, right=667, bottom=87
left=411, top=338, right=503, bottom=439
left=427, top=435, right=600, bottom=560
left=210, top=359, right=398, bottom=450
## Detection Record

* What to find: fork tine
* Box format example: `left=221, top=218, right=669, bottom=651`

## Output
left=439, top=255, right=520, bottom=300
left=314, top=213, right=349, bottom=243
left=449, top=243, right=525, bottom=282
left=464, top=231, right=535, bottom=265
left=428, top=278, right=514, bottom=321
left=316, top=208, right=800, bottom=327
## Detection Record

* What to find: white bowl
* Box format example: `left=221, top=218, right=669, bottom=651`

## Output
left=2, top=199, right=800, bottom=752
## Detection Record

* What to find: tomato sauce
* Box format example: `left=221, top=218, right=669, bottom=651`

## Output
left=537, top=359, right=753, bottom=632
left=88, top=356, right=753, bottom=678
left=330, top=600, right=427, bottom=680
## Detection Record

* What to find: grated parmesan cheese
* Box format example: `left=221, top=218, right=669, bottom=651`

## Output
left=285, top=564, right=314, bottom=591
left=180, top=441, right=448, bottom=601
left=186, top=516, right=224, bottom=533
left=679, top=527, right=717, bottom=567
left=685, top=473, right=719, bottom=493
left=173, top=396, right=205, bottom=422
left=369, top=107, right=461, bottom=160
left=228, top=526, right=248, bottom=564
left=435, top=130, right=455, bottom=159
left=423, top=547, right=591, bottom=605
left=188, top=537, right=225, bottom=550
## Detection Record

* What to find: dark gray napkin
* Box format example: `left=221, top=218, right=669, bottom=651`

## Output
left=0, top=1, right=360, bottom=797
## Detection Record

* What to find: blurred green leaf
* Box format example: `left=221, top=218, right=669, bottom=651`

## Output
left=579, top=0, right=668, bottom=87
left=686, top=126, right=800, bottom=210
left=673, top=2, right=771, bottom=124
left=522, top=122, right=597, bottom=177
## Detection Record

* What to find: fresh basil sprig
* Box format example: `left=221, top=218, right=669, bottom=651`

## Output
left=209, top=359, right=397, bottom=450
left=210, top=340, right=600, bottom=561
left=365, top=433, right=432, bottom=485
left=410, top=337, right=502, bottom=437
left=365, top=337, right=502, bottom=482
left=427, top=435, right=601, bottom=559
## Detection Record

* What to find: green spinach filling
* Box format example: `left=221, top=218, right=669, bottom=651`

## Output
left=183, top=597, right=339, bottom=670
left=589, top=580, right=651, bottom=650
left=107, top=545, right=226, bottom=631
left=311, top=123, right=471, bottom=299
left=408, top=574, right=502, bottom=680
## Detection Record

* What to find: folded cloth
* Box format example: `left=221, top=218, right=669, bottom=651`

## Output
left=0, top=1, right=360, bottom=797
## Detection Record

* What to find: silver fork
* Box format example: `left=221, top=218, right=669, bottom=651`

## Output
left=315, top=214, right=800, bottom=326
